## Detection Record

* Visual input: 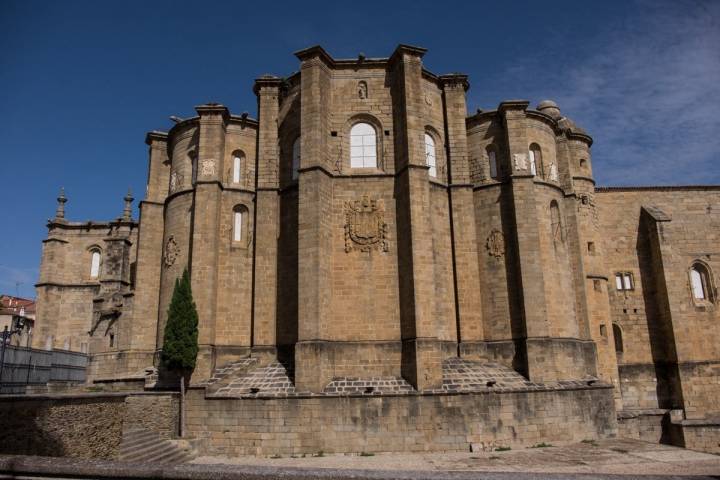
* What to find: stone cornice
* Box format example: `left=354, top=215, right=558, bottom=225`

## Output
left=195, top=103, right=230, bottom=120
left=439, top=73, right=470, bottom=92
left=498, top=100, right=530, bottom=112
left=228, top=115, right=258, bottom=128
left=525, top=109, right=559, bottom=131
left=144, top=130, right=168, bottom=145
left=566, top=130, right=593, bottom=146
left=293, top=44, right=432, bottom=74
left=388, top=43, right=428, bottom=64
left=253, top=75, right=283, bottom=95
left=294, top=45, right=334, bottom=64
left=46, top=219, right=138, bottom=230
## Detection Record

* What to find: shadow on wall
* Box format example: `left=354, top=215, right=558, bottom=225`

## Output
left=0, top=404, right=66, bottom=456
left=636, top=211, right=684, bottom=414
left=0, top=398, right=125, bottom=459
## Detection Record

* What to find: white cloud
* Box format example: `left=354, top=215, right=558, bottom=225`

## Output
left=491, top=0, right=720, bottom=186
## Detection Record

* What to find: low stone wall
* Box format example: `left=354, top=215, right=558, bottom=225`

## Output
left=616, top=409, right=667, bottom=444
left=185, top=384, right=617, bottom=456
left=681, top=420, right=720, bottom=454
left=0, top=392, right=179, bottom=459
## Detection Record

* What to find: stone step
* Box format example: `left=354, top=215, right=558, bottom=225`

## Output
left=120, top=430, right=160, bottom=446
left=119, top=432, right=164, bottom=452
left=118, top=427, right=194, bottom=465
left=150, top=445, right=191, bottom=464
left=119, top=439, right=174, bottom=461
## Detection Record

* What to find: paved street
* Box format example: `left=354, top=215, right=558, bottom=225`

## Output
left=193, top=438, right=720, bottom=476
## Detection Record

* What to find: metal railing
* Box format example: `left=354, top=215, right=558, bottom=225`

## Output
left=0, top=345, right=87, bottom=394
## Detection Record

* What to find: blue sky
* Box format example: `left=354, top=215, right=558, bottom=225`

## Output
left=1, top=0, right=718, bottom=298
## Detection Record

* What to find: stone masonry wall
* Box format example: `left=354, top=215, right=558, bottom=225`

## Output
left=0, top=393, right=178, bottom=459
left=185, top=386, right=617, bottom=456
left=596, top=188, right=720, bottom=417
left=681, top=422, right=720, bottom=454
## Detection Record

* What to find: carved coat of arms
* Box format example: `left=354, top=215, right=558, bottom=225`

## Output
left=201, top=159, right=216, bottom=176
left=344, top=195, right=388, bottom=253
left=486, top=229, right=505, bottom=258
left=169, top=172, right=184, bottom=193
left=513, top=153, right=528, bottom=171
left=163, top=236, right=179, bottom=267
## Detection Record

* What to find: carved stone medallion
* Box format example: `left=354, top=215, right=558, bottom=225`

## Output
left=344, top=195, right=388, bottom=253
left=513, top=153, right=528, bottom=171
left=486, top=229, right=505, bottom=258
left=163, top=236, right=179, bottom=267
left=201, top=158, right=216, bottom=176
left=169, top=171, right=184, bottom=193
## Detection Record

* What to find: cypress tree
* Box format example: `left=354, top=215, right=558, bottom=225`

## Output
left=161, top=268, right=199, bottom=377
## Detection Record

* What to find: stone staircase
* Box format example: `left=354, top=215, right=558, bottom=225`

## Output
left=118, top=427, right=194, bottom=464
left=209, top=361, right=295, bottom=397
left=202, top=357, right=259, bottom=394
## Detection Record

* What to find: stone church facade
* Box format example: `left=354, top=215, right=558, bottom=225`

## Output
left=34, top=45, right=720, bottom=453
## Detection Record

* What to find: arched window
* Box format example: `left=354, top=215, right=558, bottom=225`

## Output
left=550, top=201, right=564, bottom=243
left=612, top=324, right=623, bottom=354
left=350, top=122, right=377, bottom=168
left=486, top=145, right=498, bottom=179
left=292, top=137, right=301, bottom=180
left=233, top=208, right=244, bottom=242
left=424, top=133, right=437, bottom=177
left=90, top=249, right=101, bottom=278
left=529, top=144, right=543, bottom=178
left=232, top=152, right=244, bottom=184
left=690, top=263, right=713, bottom=302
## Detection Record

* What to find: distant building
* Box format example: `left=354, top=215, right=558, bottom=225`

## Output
left=0, top=295, right=35, bottom=347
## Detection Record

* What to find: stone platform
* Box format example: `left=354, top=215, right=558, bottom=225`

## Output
left=185, top=358, right=615, bottom=457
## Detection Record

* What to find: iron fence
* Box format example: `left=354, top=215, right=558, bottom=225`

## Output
left=0, top=345, right=87, bottom=394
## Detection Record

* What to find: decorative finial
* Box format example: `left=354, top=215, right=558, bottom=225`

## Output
left=55, top=187, right=67, bottom=219
left=122, top=188, right=134, bottom=221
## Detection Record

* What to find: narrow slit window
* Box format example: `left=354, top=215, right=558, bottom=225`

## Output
left=487, top=147, right=498, bottom=179
left=90, top=250, right=101, bottom=278
left=529, top=144, right=543, bottom=178
left=425, top=133, right=437, bottom=177
left=613, top=324, right=623, bottom=353
left=233, top=155, right=242, bottom=183
left=233, top=210, right=243, bottom=242
left=691, top=269, right=705, bottom=299
left=528, top=149, right=536, bottom=175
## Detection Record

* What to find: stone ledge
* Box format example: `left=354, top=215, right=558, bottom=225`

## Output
left=0, top=390, right=177, bottom=402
